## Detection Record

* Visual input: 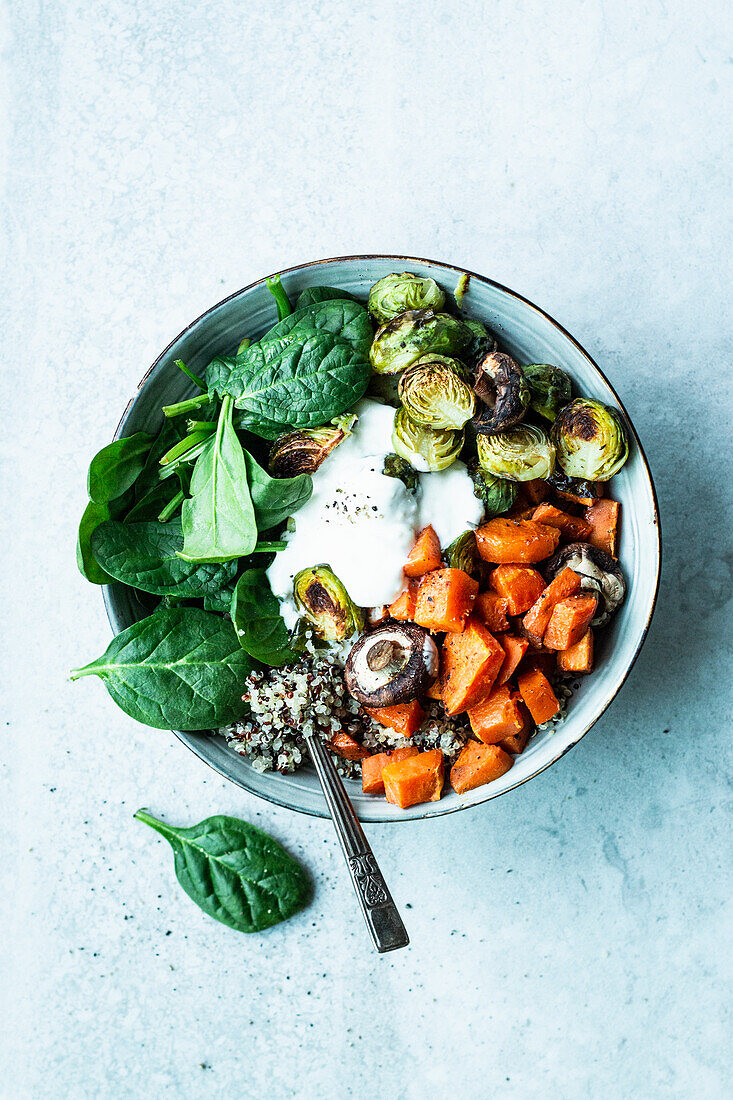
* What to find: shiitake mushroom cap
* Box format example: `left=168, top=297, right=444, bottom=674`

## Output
left=472, top=351, right=530, bottom=435
left=344, top=622, right=439, bottom=707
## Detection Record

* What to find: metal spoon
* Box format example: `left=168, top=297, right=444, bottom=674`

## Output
left=304, top=732, right=409, bottom=953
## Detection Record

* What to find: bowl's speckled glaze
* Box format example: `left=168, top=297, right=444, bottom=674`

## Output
left=104, top=255, right=660, bottom=822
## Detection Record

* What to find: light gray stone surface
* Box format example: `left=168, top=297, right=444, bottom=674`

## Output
left=3, top=1, right=731, bottom=1097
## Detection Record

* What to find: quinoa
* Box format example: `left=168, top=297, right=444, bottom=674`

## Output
left=223, top=653, right=470, bottom=778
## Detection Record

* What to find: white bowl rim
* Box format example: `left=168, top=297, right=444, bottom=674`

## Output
left=104, top=254, right=661, bottom=822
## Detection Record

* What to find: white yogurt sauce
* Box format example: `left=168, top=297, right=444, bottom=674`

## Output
left=267, top=399, right=484, bottom=625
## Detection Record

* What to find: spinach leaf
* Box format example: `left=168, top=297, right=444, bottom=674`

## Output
left=91, top=520, right=237, bottom=597
left=87, top=432, right=153, bottom=504
left=125, top=479, right=179, bottom=523
left=295, top=286, right=358, bottom=309
left=231, top=569, right=300, bottom=666
left=243, top=450, right=312, bottom=531
left=208, top=333, right=370, bottom=436
left=179, top=396, right=258, bottom=563
left=70, top=607, right=254, bottom=729
left=203, top=581, right=237, bottom=616
left=77, top=501, right=117, bottom=584
left=134, top=810, right=311, bottom=933
left=264, top=298, right=373, bottom=356
left=132, top=420, right=184, bottom=503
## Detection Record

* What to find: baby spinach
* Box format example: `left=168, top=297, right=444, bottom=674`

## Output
left=243, top=450, right=312, bottom=531
left=134, top=810, right=311, bottom=933
left=266, top=273, right=293, bottom=320
left=179, top=396, right=258, bottom=563
left=132, top=420, right=184, bottom=502
left=91, top=520, right=237, bottom=597
left=231, top=569, right=300, bottom=666
left=87, top=432, right=153, bottom=504
left=125, top=479, right=180, bottom=523
left=208, top=333, right=370, bottom=437
left=295, top=286, right=358, bottom=309
left=77, top=501, right=117, bottom=584
left=71, top=607, right=253, bottom=730
left=203, top=581, right=237, bottom=616
left=264, top=298, right=373, bottom=356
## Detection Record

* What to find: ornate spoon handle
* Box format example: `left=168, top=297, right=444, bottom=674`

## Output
left=305, top=733, right=410, bottom=953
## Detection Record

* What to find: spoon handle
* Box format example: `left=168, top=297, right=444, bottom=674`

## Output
left=305, top=733, right=410, bottom=953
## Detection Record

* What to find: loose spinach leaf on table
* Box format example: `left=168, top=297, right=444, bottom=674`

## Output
left=87, top=432, right=153, bottom=504
left=295, top=286, right=358, bottom=309
left=71, top=606, right=253, bottom=729
left=243, top=450, right=312, bottom=531
left=91, top=519, right=237, bottom=597
left=231, top=568, right=300, bottom=666
left=134, top=810, right=311, bottom=933
left=263, top=298, right=373, bottom=356
left=179, top=395, right=258, bottom=563
left=207, top=333, right=370, bottom=437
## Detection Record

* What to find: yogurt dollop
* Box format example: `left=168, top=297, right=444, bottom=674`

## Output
left=267, top=399, right=483, bottom=625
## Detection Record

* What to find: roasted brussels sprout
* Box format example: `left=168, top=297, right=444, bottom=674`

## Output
left=469, top=467, right=518, bottom=516
left=269, top=414, right=355, bottom=477
left=382, top=453, right=418, bottom=492
left=368, top=272, right=445, bottom=323
left=345, top=622, right=439, bottom=706
left=462, top=318, right=498, bottom=366
left=477, top=423, right=555, bottom=482
left=444, top=530, right=481, bottom=576
left=367, top=372, right=401, bottom=407
left=369, top=310, right=471, bottom=375
left=523, top=364, right=573, bottom=422
left=392, top=407, right=463, bottom=472
left=398, top=355, right=476, bottom=430
left=544, top=543, right=625, bottom=627
left=473, top=351, right=530, bottom=434
left=552, top=398, right=629, bottom=481
left=293, top=566, right=364, bottom=641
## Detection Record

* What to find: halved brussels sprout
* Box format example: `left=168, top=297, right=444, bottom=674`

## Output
left=293, top=565, right=364, bottom=641
left=552, top=398, right=628, bottom=481
left=454, top=273, right=470, bottom=309
left=398, top=355, right=476, bottom=430
left=382, top=453, right=418, bottom=492
left=369, top=310, right=471, bottom=375
left=444, top=530, right=481, bottom=576
left=524, top=364, right=572, bottom=422
left=269, top=415, right=356, bottom=477
left=368, top=272, right=446, bottom=323
left=473, top=351, right=530, bottom=434
left=392, top=407, right=463, bottom=472
left=469, top=467, right=518, bottom=516
left=477, top=423, right=555, bottom=482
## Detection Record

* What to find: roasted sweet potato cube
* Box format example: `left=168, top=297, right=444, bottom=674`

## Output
left=474, top=591, right=511, bottom=632
left=404, top=525, right=442, bottom=577
left=585, top=500, right=620, bottom=557
left=498, top=723, right=532, bottom=755
left=440, top=617, right=505, bottom=715
left=557, top=629, right=594, bottom=674
left=328, top=732, right=370, bottom=761
left=414, top=568, right=478, bottom=633
left=389, top=580, right=418, bottom=621
left=450, top=742, right=514, bottom=794
left=475, top=518, right=560, bottom=564
left=516, top=668, right=560, bottom=725
left=468, top=685, right=527, bottom=744
left=544, top=594, right=597, bottom=651
left=522, top=566, right=582, bottom=645
left=489, top=564, right=546, bottom=615
left=364, top=699, right=425, bottom=738
left=531, top=503, right=592, bottom=541
left=362, top=746, right=419, bottom=795
left=383, top=749, right=444, bottom=808
left=496, top=634, right=530, bottom=686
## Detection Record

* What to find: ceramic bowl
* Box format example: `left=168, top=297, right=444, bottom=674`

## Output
left=104, top=255, right=660, bottom=822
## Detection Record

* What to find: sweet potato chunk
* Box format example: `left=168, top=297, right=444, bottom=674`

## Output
left=383, top=749, right=444, bottom=808
left=364, top=699, right=425, bottom=738
left=474, top=591, right=511, bottom=632
left=414, top=568, right=478, bottom=633
left=450, top=742, right=514, bottom=794
left=327, top=732, right=370, bottom=761
left=523, top=479, right=549, bottom=505
left=555, top=483, right=604, bottom=508
left=476, top=518, right=561, bottom=564
left=498, top=723, right=532, bottom=755
left=489, top=564, right=546, bottom=615
left=557, top=629, right=594, bottom=674
left=525, top=652, right=556, bottom=679
left=522, top=566, right=582, bottom=645
left=404, top=525, right=442, bottom=577
left=585, top=499, right=620, bottom=557
left=468, top=685, right=527, bottom=744
left=544, top=594, right=597, bottom=650
left=516, top=667, right=560, bottom=724
left=389, top=580, right=418, bottom=621
left=441, top=617, right=505, bottom=715
left=361, top=746, right=419, bottom=795
left=496, top=634, right=530, bottom=686
left=531, top=503, right=592, bottom=542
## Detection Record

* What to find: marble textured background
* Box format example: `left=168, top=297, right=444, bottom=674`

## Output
left=3, top=1, right=731, bottom=1097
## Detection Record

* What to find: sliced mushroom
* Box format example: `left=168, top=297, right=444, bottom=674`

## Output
left=344, top=622, right=439, bottom=707
left=473, top=351, right=530, bottom=435
left=543, top=542, right=626, bottom=627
